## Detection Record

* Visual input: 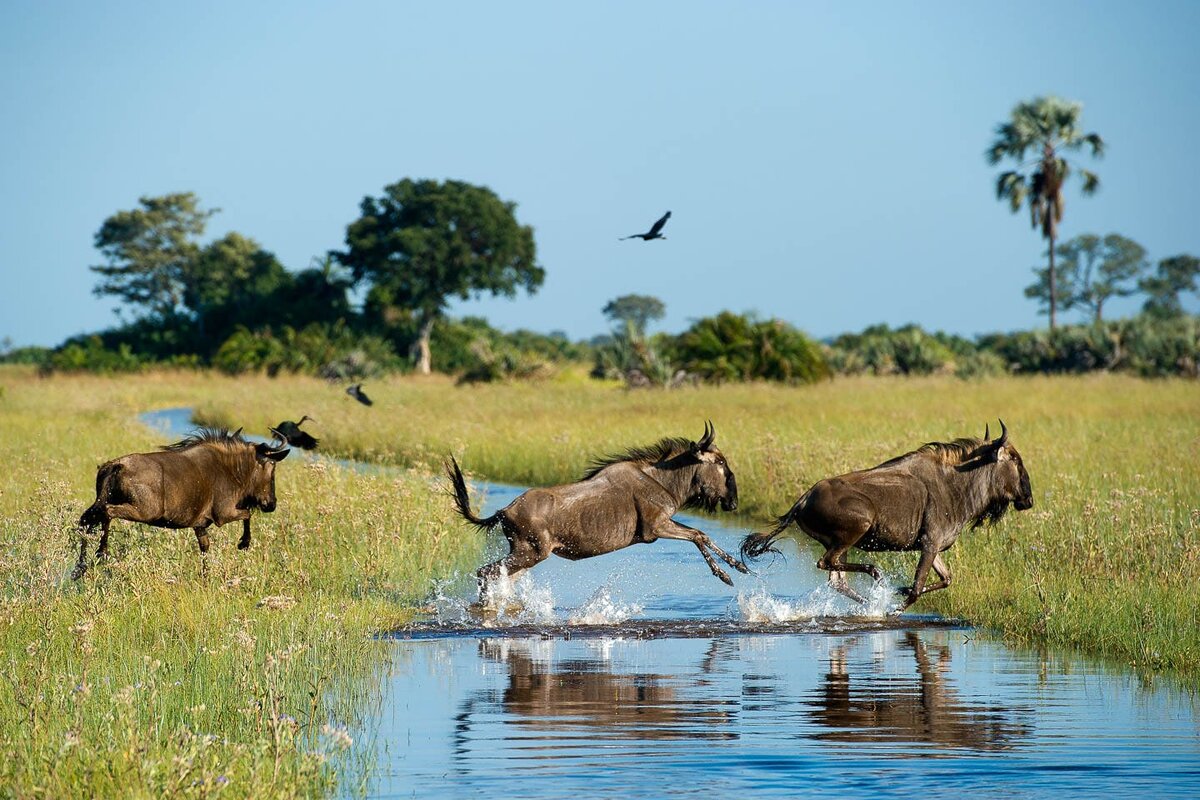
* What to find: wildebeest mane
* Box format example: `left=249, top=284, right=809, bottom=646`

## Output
left=875, top=437, right=985, bottom=469
left=160, top=426, right=250, bottom=452
left=582, top=437, right=695, bottom=480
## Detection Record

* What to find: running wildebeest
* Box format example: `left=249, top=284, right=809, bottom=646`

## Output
left=741, top=420, right=1033, bottom=610
left=620, top=210, right=671, bottom=241
left=73, top=427, right=290, bottom=579
left=274, top=415, right=319, bottom=450
left=446, top=422, right=747, bottom=602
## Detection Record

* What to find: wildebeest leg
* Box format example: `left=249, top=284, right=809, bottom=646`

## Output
left=654, top=520, right=739, bottom=586
left=815, top=542, right=882, bottom=603
left=899, top=553, right=952, bottom=602
left=898, top=548, right=938, bottom=610
left=194, top=527, right=212, bottom=554
left=95, top=519, right=112, bottom=562
left=238, top=518, right=251, bottom=550
left=72, top=532, right=92, bottom=580
left=476, top=539, right=548, bottom=603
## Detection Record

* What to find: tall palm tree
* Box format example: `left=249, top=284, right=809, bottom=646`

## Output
left=987, top=96, right=1104, bottom=329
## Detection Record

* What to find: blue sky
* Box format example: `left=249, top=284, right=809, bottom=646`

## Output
left=2, top=1, right=1198, bottom=347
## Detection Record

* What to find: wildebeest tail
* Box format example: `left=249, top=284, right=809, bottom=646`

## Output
left=740, top=491, right=808, bottom=561
left=445, top=457, right=501, bottom=530
left=79, top=462, right=122, bottom=529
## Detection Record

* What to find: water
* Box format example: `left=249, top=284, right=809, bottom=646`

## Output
left=138, top=408, right=1200, bottom=798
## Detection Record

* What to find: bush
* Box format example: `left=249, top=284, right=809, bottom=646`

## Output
left=456, top=338, right=554, bottom=384
left=212, top=322, right=401, bottom=377
left=827, top=324, right=961, bottom=376
left=42, top=337, right=146, bottom=374
left=671, top=312, right=830, bottom=384
left=591, top=323, right=682, bottom=388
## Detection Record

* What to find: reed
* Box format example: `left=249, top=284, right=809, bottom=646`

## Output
left=193, top=369, right=1200, bottom=675
left=0, top=367, right=477, bottom=798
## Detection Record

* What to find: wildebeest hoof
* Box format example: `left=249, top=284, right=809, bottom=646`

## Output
left=716, top=569, right=734, bottom=587
left=237, top=540, right=251, bottom=550
left=868, top=568, right=881, bottom=581
left=70, top=564, right=86, bottom=581
left=735, top=560, right=752, bottom=574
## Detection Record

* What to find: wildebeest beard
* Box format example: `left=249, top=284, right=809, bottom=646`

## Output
left=971, top=497, right=1011, bottom=530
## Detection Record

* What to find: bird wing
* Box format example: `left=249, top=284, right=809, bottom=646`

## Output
left=648, top=211, right=671, bottom=237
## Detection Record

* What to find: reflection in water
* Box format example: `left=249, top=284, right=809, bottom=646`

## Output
left=804, top=631, right=1030, bottom=751
left=455, top=638, right=737, bottom=753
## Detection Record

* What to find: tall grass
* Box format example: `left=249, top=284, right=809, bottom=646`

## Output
left=193, top=370, right=1199, bottom=676
left=0, top=367, right=477, bottom=798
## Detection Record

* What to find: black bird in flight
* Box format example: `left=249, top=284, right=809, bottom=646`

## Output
left=621, top=211, right=671, bottom=241
left=346, top=383, right=374, bottom=406
left=273, top=415, right=319, bottom=450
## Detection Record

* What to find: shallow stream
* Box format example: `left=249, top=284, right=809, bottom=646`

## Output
left=141, top=408, right=1200, bottom=798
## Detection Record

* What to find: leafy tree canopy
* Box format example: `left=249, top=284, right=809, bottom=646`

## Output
left=602, top=294, right=666, bottom=336
left=1141, top=254, right=1200, bottom=318
left=337, top=178, right=543, bottom=372
left=91, top=193, right=217, bottom=320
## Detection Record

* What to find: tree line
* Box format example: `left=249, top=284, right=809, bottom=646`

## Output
left=1, top=93, right=1196, bottom=380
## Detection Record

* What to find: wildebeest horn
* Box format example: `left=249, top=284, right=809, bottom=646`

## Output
left=267, top=426, right=287, bottom=446
left=697, top=420, right=716, bottom=451
left=994, top=418, right=1008, bottom=447
left=984, top=423, right=990, bottom=442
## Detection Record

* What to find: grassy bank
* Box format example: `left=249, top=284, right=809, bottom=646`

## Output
left=0, top=368, right=477, bottom=798
left=192, top=370, right=1199, bottom=676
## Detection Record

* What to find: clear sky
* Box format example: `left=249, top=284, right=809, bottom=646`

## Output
left=2, top=1, right=1198, bottom=347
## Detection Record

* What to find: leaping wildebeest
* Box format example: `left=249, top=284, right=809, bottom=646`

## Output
left=446, top=422, right=747, bottom=601
left=73, top=427, right=290, bottom=579
left=741, top=421, right=1033, bottom=610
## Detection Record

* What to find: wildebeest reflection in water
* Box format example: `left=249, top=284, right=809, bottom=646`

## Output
left=454, top=638, right=737, bottom=749
left=805, top=632, right=1030, bottom=751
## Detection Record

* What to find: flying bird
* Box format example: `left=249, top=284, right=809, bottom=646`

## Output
left=621, top=211, right=671, bottom=241
left=346, top=383, right=374, bottom=406
left=273, top=416, right=319, bottom=450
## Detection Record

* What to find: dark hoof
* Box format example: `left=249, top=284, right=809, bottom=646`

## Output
left=70, top=564, right=87, bottom=581
left=896, top=586, right=913, bottom=595
left=869, top=568, right=882, bottom=581
left=237, top=540, right=251, bottom=550
left=735, top=560, right=752, bottom=574
left=716, top=570, right=734, bottom=587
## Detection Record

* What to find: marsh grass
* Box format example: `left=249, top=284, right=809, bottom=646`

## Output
left=194, top=371, right=1199, bottom=676
left=0, top=368, right=477, bottom=798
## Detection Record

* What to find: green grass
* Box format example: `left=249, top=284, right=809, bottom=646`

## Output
left=1, top=367, right=1196, bottom=798
left=193, top=370, right=1200, bottom=676
left=0, top=368, right=478, bottom=798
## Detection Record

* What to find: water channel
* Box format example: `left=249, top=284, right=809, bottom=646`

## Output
left=141, top=408, right=1200, bottom=798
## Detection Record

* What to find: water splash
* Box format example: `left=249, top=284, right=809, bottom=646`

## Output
left=567, top=587, right=644, bottom=626
left=737, top=575, right=901, bottom=622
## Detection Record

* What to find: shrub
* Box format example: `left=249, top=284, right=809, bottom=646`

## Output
left=672, top=312, right=830, bottom=384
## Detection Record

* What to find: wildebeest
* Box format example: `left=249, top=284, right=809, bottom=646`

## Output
left=446, top=422, right=747, bottom=602
left=73, top=427, right=290, bottom=578
left=741, top=421, right=1033, bottom=610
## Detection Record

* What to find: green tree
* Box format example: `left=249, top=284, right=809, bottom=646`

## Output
left=602, top=294, right=666, bottom=336
left=988, top=96, right=1104, bottom=330
left=1141, top=254, right=1200, bottom=318
left=184, top=232, right=291, bottom=345
left=672, top=311, right=830, bottom=384
left=90, top=193, right=217, bottom=321
left=338, top=179, right=543, bottom=374
left=1025, top=233, right=1148, bottom=323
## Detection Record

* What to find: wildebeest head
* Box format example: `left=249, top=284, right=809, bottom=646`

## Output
left=682, top=421, right=739, bottom=512
left=961, top=420, right=1033, bottom=525
left=252, top=430, right=291, bottom=511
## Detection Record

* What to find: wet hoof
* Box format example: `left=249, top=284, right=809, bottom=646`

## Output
left=868, top=567, right=882, bottom=581
left=715, top=569, right=734, bottom=587
left=896, top=585, right=913, bottom=595
left=70, top=564, right=87, bottom=581
left=735, top=560, right=752, bottom=574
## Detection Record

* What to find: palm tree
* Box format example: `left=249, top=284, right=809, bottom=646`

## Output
left=987, top=96, right=1104, bottom=330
